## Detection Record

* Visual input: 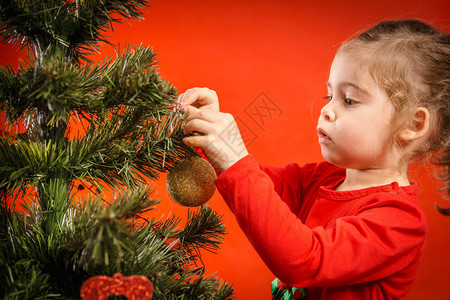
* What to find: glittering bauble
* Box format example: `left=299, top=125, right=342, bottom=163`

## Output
left=166, top=156, right=217, bottom=207
left=80, top=273, right=154, bottom=300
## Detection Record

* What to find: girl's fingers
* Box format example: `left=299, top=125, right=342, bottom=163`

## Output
left=183, top=134, right=209, bottom=148
left=183, top=118, right=216, bottom=136
left=184, top=105, right=219, bottom=123
left=178, top=88, right=248, bottom=171
left=177, top=87, right=219, bottom=111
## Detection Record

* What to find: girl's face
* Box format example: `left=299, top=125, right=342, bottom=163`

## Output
left=317, top=53, right=397, bottom=170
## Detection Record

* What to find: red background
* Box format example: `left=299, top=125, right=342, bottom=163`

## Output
left=1, top=0, right=450, bottom=299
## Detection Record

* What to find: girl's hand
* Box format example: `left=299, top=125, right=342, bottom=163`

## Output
left=179, top=88, right=248, bottom=172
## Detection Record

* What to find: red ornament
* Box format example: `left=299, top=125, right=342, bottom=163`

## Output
left=80, top=273, right=154, bottom=300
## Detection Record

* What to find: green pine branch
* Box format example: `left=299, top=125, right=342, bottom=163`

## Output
left=0, top=0, right=149, bottom=62
left=1, top=187, right=233, bottom=299
left=0, top=0, right=234, bottom=298
left=175, top=206, right=228, bottom=254
left=0, top=44, right=175, bottom=126
left=0, top=43, right=195, bottom=193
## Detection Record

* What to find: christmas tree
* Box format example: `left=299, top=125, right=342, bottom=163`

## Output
left=0, top=0, right=233, bottom=299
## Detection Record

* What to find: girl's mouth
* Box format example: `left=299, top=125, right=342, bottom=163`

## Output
left=317, top=128, right=331, bottom=143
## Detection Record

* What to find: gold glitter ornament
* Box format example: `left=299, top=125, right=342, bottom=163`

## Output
left=166, top=156, right=217, bottom=207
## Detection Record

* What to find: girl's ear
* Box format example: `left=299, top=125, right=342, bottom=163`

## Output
left=398, top=107, right=431, bottom=141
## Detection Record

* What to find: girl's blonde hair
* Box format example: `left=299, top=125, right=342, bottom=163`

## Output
left=338, top=20, right=450, bottom=208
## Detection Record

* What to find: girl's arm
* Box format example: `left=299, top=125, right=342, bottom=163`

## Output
left=216, top=155, right=427, bottom=288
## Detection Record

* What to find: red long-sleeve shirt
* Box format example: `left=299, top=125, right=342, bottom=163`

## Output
left=215, top=155, right=427, bottom=300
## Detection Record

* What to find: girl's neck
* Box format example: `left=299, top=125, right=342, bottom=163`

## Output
left=336, top=166, right=410, bottom=191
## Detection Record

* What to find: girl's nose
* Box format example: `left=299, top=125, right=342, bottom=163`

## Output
left=320, top=101, right=336, bottom=122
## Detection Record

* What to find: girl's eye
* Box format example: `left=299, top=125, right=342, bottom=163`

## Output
left=344, top=98, right=356, bottom=105
left=323, top=95, right=332, bottom=102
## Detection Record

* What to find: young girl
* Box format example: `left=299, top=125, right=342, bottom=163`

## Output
left=178, top=20, right=450, bottom=299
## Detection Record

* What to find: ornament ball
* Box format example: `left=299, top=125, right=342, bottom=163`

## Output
left=166, top=156, right=217, bottom=207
